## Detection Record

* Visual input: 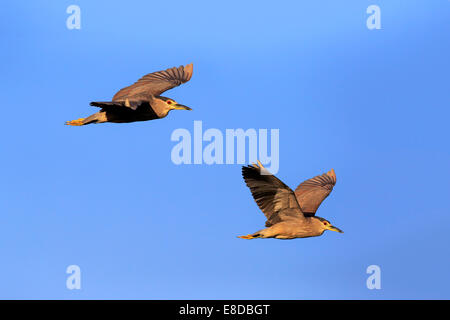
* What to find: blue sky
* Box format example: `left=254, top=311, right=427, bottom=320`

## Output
left=0, top=1, right=449, bottom=299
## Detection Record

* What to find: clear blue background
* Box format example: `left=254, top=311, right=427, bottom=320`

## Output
left=0, top=0, right=448, bottom=299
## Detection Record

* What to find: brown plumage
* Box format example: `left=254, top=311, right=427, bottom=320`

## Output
left=294, top=167, right=336, bottom=217
left=238, top=161, right=343, bottom=240
left=66, top=63, right=193, bottom=126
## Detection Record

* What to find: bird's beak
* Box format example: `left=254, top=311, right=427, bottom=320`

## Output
left=173, top=104, right=192, bottom=111
left=328, top=225, right=344, bottom=233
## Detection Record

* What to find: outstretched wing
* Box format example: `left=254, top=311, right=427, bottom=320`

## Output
left=242, top=162, right=305, bottom=227
left=112, top=63, right=193, bottom=101
left=294, top=169, right=336, bottom=216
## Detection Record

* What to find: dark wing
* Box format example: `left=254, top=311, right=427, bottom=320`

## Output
left=242, top=162, right=305, bottom=227
left=112, top=63, right=193, bottom=101
left=294, top=169, right=336, bottom=216
left=90, top=100, right=148, bottom=111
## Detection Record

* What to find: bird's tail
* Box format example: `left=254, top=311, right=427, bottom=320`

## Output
left=65, top=118, right=86, bottom=126
left=237, top=233, right=262, bottom=240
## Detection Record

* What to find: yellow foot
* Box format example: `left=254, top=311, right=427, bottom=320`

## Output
left=65, top=118, right=85, bottom=126
left=238, top=234, right=257, bottom=240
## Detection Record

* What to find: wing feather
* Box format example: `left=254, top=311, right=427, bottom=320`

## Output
left=242, top=163, right=305, bottom=227
left=112, top=63, right=193, bottom=101
left=294, top=169, right=336, bottom=216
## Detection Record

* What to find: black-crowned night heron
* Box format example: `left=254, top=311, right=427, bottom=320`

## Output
left=238, top=161, right=343, bottom=240
left=66, top=63, right=193, bottom=126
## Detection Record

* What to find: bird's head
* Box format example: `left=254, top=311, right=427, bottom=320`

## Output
left=313, top=217, right=343, bottom=234
left=156, top=96, right=192, bottom=111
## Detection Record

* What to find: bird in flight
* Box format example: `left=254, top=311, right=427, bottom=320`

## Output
left=238, top=161, right=343, bottom=240
left=66, top=63, right=193, bottom=126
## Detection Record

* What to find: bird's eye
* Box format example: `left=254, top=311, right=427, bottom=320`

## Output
left=167, top=101, right=172, bottom=104
left=323, top=222, right=328, bottom=225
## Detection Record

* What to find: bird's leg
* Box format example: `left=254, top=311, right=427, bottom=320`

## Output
left=237, top=233, right=261, bottom=240
left=251, top=160, right=267, bottom=170
left=65, top=118, right=85, bottom=126
left=256, top=160, right=266, bottom=169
